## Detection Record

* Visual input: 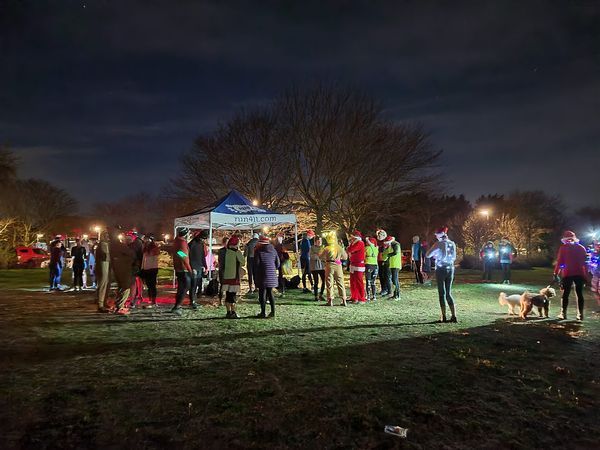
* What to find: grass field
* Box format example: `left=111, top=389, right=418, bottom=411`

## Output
left=0, top=268, right=598, bottom=449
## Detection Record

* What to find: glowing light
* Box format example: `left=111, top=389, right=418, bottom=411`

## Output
left=164, top=234, right=170, bottom=241
left=177, top=250, right=188, bottom=258
left=252, top=199, right=259, bottom=206
left=36, top=233, right=44, bottom=239
left=479, top=209, right=491, bottom=219
left=117, top=233, right=124, bottom=241
left=93, top=226, right=101, bottom=233
left=82, top=234, right=89, bottom=240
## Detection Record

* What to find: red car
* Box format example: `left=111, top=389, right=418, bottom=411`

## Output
left=15, top=246, right=50, bottom=268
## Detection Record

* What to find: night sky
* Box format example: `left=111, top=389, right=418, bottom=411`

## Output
left=1, top=0, right=599, bottom=210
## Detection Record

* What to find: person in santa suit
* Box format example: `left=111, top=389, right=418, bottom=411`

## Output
left=347, top=230, right=367, bottom=303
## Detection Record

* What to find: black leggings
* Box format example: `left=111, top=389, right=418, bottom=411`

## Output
left=311, top=270, right=325, bottom=298
left=501, top=263, right=511, bottom=282
left=413, top=260, right=424, bottom=284
left=73, top=264, right=84, bottom=288
left=436, top=265, right=455, bottom=308
left=561, top=276, right=585, bottom=314
left=175, top=271, right=191, bottom=308
left=258, top=287, right=275, bottom=314
left=143, top=268, right=158, bottom=301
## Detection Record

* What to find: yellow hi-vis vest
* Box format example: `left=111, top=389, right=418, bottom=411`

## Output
left=365, top=244, right=378, bottom=265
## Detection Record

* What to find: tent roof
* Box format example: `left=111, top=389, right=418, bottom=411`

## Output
left=174, top=190, right=296, bottom=230
left=179, top=190, right=276, bottom=217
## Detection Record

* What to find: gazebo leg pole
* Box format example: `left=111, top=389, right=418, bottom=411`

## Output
left=208, top=218, right=213, bottom=281
left=294, top=222, right=300, bottom=276
left=172, top=226, right=177, bottom=288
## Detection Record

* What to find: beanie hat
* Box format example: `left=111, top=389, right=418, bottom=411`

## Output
left=177, top=228, right=189, bottom=237
left=561, top=230, right=579, bottom=244
left=228, top=236, right=240, bottom=247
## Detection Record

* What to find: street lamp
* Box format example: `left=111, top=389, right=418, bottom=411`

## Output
left=252, top=199, right=259, bottom=206
left=480, top=209, right=491, bottom=220
left=93, top=225, right=101, bottom=239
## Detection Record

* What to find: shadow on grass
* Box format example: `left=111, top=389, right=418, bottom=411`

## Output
left=5, top=318, right=597, bottom=450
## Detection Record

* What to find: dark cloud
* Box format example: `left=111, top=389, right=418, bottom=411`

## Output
left=1, top=0, right=599, bottom=208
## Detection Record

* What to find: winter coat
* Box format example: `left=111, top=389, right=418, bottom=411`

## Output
left=244, top=238, right=259, bottom=259
left=554, top=242, right=588, bottom=278
left=222, top=248, right=245, bottom=284
left=498, top=242, right=514, bottom=264
left=70, top=245, right=87, bottom=268
left=310, top=244, right=325, bottom=271
left=347, top=239, right=366, bottom=268
left=109, top=241, right=135, bottom=288
left=189, top=238, right=207, bottom=271
left=254, top=243, right=280, bottom=288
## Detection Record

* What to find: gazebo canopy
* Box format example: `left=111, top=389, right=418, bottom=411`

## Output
left=174, top=190, right=296, bottom=230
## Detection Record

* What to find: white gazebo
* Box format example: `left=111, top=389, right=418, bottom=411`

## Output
left=173, top=190, right=298, bottom=279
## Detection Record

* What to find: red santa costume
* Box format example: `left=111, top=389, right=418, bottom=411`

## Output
left=347, top=230, right=366, bottom=303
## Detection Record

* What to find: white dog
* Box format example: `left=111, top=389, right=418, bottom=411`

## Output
left=498, top=292, right=521, bottom=315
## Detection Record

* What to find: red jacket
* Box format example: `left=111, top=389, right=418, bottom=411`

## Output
left=173, top=237, right=192, bottom=273
left=347, top=239, right=365, bottom=268
left=554, top=242, right=587, bottom=278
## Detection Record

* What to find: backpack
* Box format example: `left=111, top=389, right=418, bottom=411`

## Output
left=204, top=278, right=219, bottom=296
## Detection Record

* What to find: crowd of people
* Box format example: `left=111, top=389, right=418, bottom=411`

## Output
left=46, top=226, right=598, bottom=323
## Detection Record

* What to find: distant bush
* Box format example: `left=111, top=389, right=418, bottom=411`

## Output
left=459, top=253, right=552, bottom=270
left=459, top=255, right=480, bottom=270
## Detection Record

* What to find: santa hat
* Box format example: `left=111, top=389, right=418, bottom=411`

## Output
left=384, top=236, right=394, bottom=244
left=351, top=230, right=363, bottom=239
left=376, top=229, right=387, bottom=241
left=435, top=227, right=448, bottom=238
left=561, top=230, right=579, bottom=244
left=368, top=237, right=378, bottom=246
left=228, top=236, right=240, bottom=247
left=259, top=235, right=270, bottom=244
left=306, top=229, right=315, bottom=239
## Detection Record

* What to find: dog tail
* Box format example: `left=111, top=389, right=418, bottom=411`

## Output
left=498, top=292, right=507, bottom=306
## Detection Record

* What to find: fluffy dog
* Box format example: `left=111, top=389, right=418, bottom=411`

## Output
left=498, top=292, right=521, bottom=315
left=519, top=286, right=557, bottom=319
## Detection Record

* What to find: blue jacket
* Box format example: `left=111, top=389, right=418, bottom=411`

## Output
left=300, top=237, right=311, bottom=260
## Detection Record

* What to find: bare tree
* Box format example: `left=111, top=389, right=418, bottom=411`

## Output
left=172, top=109, right=294, bottom=210
left=277, top=85, right=441, bottom=233
left=0, top=146, right=17, bottom=187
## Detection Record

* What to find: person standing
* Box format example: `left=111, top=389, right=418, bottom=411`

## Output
left=253, top=235, right=280, bottom=318
left=49, top=237, right=65, bottom=290
left=70, top=237, right=87, bottom=292
left=217, top=236, right=229, bottom=305
left=480, top=241, right=496, bottom=282
left=347, top=230, right=366, bottom=303
left=189, top=231, right=207, bottom=307
left=376, top=229, right=391, bottom=296
left=274, top=233, right=288, bottom=297
left=221, top=236, right=245, bottom=319
left=172, top=228, right=193, bottom=315
left=87, top=243, right=97, bottom=289
left=95, top=231, right=111, bottom=313
left=310, top=235, right=326, bottom=301
left=554, top=230, right=588, bottom=321
left=426, top=227, right=458, bottom=323
left=320, top=234, right=348, bottom=306
left=300, top=230, right=314, bottom=294
left=244, top=233, right=259, bottom=294
left=421, top=239, right=431, bottom=281
left=364, top=237, right=379, bottom=301
left=498, top=238, right=514, bottom=284
left=128, top=232, right=145, bottom=308
left=383, top=236, right=402, bottom=300
left=141, top=234, right=160, bottom=308
left=109, top=231, right=136, bottom=315
left=411, top=235, right=425, bottom=284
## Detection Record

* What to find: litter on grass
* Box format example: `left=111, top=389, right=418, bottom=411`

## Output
left=384, top=425, right=408, bottom=438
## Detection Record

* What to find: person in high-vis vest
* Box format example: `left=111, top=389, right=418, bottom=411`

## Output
left=364, top=237, right=379, bottom=301
left=383, top=236, right=402, bottom=300
left=377, top=229, right=391, bottom=295
left=347, top=230, right=366, bottom=303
